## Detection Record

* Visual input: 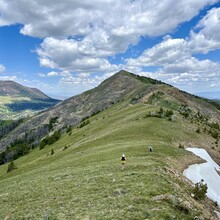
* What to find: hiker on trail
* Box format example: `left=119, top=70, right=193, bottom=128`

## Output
left=149, top=146, right=153, bottom=153
left=121, top=153, right=126, bottom=170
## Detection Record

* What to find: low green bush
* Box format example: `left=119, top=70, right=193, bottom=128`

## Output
left=192, top=179, right=207, bottom=200
left=7, top=161, right=17, bottom=173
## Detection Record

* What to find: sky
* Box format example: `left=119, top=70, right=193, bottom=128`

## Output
left=0, top=0, right=220, bottom=99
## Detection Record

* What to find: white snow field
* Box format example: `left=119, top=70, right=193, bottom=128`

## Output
left=183, top=148, right=220, bottom=206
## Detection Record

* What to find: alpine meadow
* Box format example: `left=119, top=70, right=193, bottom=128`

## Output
left=0, top=71, right=220, bottom=219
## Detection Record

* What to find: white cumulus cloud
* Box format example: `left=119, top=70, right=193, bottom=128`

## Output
left=188, top=7, right=220, bottom=53
left=127, top=38, right=190, bottom=67
left=1, top=0, right=217, bottom=38
left=36, top=37, right=120, bottom=72
left=47, top=71, right=59, bottom=77
left=0, top=75, right=17, bottom=81
left=125, top=31, right=220, bottom=93
left=1, top=0, right=220, bottom=96
left=1, top=0, right=218, bottom=73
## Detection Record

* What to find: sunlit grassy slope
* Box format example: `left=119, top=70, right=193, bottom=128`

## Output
left=0, top=95, right=60, bottom=120
left=0, top=102, right=218, bottom=219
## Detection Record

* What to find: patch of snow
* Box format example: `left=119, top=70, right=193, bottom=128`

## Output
left=186, top=148, right=220, bottom=172
left=183, top=148, right=220, bottom=207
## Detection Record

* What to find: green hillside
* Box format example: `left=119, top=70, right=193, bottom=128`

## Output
left=0, top=101, right=219, bottom=219
left=0, top=81, right=60, bottom=120
left=0, top=96, right=60, bottom=120
left=1, top=70, right=220, bottom=154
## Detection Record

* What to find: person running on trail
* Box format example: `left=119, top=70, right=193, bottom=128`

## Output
left=121, top=153, right=126, bottom=170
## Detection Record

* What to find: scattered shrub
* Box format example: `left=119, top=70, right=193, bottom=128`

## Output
left=66, top=126, right=72, bottom=133
left=211, top=130, right=219, bottom=139
left=178, top=143, right=184, bottom=149
left=39, top=140, right=46, bottom=150
left=78, top=120, right=90, bottom=128
left=168, top=116, right=172, bottom=121
left=91, top=109, right=102, bottom=117
left=146, top=108, right=174, bottom=122
left=165, top=110, right=174, bottom=117
left=7, top=161, right=17, bottom=172
left=48, top=117, right=59, bottom=131
left=50, top=149, right=54, bottom=155
left=157, top=107, right=164, bottom=117
left=192, top=179, right=207, bottom=200
left=148, top=111, right=152, bottom=117
left=195, top=128, right=200, bottom=133
left=39, top=130, right=61, bottom=150
left=81, top=116, right=90, bottom=122
left=63, top=146, right=68, bottom=151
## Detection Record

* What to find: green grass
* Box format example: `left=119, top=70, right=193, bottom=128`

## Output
left=147, top=92, right=179, bottom=111
left=0, top=96, right=35, bottom=120
left=0, top=103, right=214, bottom=219
left=0, top=96, right=31, bottom=104
left=0, top=95, right=57, bottom=120
left=0, top=120, right=13, bottom=126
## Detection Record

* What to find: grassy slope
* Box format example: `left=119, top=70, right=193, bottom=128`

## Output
left=0, top=96, right=31, bottom=104
left=0, top=96, right=34, bottom=120
left=0, top=95, right=59, bottom=120
left=0, top=102, right=218, bottom=219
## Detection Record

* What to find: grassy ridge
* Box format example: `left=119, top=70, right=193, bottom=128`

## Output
left=0, top=102, right=217, bottom=219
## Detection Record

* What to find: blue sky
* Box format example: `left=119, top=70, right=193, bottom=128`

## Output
left=0, top=0, right=220, bottom=99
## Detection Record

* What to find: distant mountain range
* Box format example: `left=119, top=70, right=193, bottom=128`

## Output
left=0, top=81, right=50, bottom=99
left=0, top=80, right=60, bottom=120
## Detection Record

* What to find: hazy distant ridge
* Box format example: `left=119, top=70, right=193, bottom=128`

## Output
left=0, top=80, right=50, bottom=99
left=0, top=80, right=60, bottom=120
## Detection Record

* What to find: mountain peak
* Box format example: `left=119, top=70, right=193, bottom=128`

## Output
left=1, top=70, right=220, bottom=151
left=0, top=80, right=49, bottom=99
left=112, top=70, right=168, bottom=87
left=115, top=69, right=133, bottom=75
